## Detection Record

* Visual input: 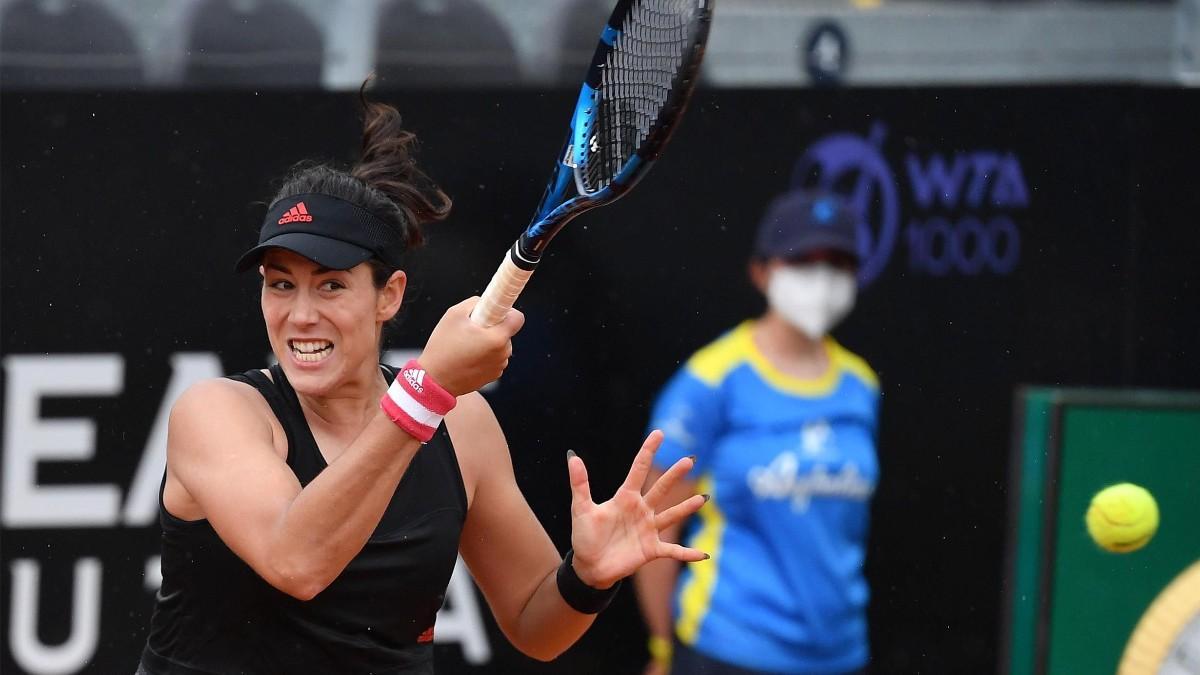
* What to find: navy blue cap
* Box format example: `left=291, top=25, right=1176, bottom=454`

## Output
left=752, top=190, right=861, bottom=262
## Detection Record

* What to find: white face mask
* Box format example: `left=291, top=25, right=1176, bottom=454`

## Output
left=765, top=263, right=857, bottom=339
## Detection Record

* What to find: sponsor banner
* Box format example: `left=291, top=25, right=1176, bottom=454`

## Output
left=793, top=121, right=1030, bottom=284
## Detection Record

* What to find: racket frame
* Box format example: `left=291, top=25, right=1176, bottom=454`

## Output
left=471, top=0, right=713, bottom=326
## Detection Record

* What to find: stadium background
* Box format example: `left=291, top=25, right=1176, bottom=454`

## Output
left=3, top=1, right=1200, bottom=673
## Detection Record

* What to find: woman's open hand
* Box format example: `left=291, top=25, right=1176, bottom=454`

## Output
left=566, top=430, right=709, bottom=589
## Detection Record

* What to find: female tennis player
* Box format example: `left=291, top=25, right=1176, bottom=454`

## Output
left=634, top=190, right=879, bottom=675
left=135, top=94, right=709, bottom=675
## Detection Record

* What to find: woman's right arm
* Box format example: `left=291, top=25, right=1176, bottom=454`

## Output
left=165, top=297, right=522, bottom=600
left=166, top=379, right=423, bottom=600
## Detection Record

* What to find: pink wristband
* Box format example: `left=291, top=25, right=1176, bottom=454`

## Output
left=379, top=360, right=457, bottom=442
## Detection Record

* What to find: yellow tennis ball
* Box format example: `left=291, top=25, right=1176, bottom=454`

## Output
left=1085, top=483, right=1159, bottom=553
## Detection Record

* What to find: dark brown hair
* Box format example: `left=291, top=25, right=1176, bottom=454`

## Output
left=270, top=82, right=452, bottom=289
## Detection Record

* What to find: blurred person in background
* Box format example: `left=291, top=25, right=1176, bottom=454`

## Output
left=135, top=91, right=710, bottom=675
left=634, top=190, right=881, bottom=675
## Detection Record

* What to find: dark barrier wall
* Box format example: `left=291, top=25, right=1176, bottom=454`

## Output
left=2, top=88, right=1199, bottom=674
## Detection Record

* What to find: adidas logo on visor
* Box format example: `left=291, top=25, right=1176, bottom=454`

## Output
left=278, top=202, right=313, bottom=225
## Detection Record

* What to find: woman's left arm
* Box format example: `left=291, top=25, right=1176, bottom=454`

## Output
left=448, top=395, right=707, bottom=662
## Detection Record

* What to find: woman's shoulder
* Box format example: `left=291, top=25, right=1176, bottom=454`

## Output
left=167, top=376, right=283, bottom=466
left=171, top=375, right=272, bottom=426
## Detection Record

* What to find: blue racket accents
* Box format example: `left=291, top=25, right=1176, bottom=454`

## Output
left=601, top=24, right=620, bottom=47
left=506, top=0, right=712, bottom=274
left=525, top=162, right=575, bottom=243
left=572, top=84, right=600, bottom=179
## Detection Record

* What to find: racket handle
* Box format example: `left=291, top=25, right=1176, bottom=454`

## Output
left=471, top=246, right=536, bottom=327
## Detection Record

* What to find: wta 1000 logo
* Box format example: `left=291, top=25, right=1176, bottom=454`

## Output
left=792, top=122, right=1031, bottom=285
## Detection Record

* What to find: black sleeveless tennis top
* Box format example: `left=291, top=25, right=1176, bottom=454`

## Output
left=141, top=364, right=467, bottom=675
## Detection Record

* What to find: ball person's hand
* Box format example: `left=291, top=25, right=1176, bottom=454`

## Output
left=566, top=430, right=709, bottom=590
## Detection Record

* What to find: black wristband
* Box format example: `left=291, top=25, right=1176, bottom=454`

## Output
left=556, top=550, right=621, bottom=614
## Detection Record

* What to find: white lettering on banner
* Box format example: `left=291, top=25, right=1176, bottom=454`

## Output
left=9, top=557, right=102, bottom=675
left=123, top=353, right=224, bottom=526
left=435, top=556, right=492, bottom=664
left=145, top=555, right=163, bottom=591
left=746, top=452, right=874, bottom=512
left=2, top=355, right=124, bottom=527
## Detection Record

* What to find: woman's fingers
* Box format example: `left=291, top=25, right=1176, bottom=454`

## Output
left=566, top=450, right=594, bottom=513
left=656, top=541, right=709, bottom=563
left=653, top=493, right=708, bottom=531
left=642, top=454, right=695, bottom=510
left=620, top=430, right=664, bottom=493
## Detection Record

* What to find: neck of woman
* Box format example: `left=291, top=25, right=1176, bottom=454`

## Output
left=294, top=361, right=390, bottom=431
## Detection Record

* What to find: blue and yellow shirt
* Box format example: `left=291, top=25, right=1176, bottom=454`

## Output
left=649, top=321, right=880, bottom=674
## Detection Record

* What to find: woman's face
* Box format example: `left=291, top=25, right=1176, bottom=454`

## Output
left=259, top=249, right=404, bottom=396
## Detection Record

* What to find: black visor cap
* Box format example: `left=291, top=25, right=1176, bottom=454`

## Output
left=234, top=193, right=406, bottom=272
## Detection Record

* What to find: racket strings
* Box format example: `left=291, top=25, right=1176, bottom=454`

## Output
left=582, top=0, right=698, bottom=193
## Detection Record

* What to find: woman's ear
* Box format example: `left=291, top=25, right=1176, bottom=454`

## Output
left=377, top=270, right=407, bottom=322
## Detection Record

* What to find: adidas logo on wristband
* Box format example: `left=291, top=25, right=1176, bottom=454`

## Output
left=380, top=360, right=456, bottom=443
left=404, top=367, right=426, bottom=393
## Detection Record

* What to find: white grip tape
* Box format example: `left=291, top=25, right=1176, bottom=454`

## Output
left=472, top=253, right=534, bottom=327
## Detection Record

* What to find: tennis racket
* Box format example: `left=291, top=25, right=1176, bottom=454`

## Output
left=471, top=0, right=714, bottom=326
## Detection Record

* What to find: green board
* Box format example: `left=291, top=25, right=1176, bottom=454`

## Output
left=1004, top=389, right=1200, bottom=675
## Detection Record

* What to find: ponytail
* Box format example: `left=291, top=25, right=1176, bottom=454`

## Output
left=351, top=81, right=452, bottom=249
